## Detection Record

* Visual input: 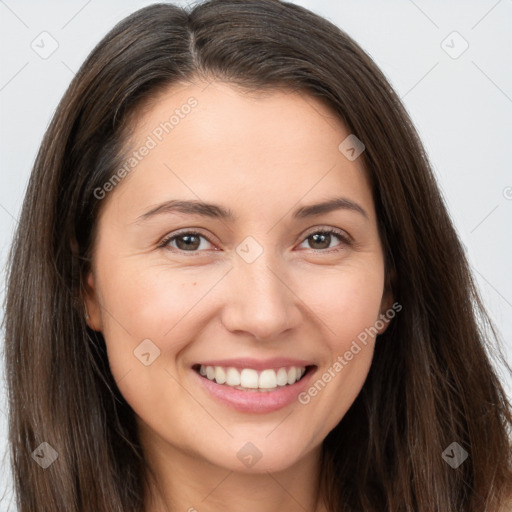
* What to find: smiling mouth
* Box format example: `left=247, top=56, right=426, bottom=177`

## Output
left=192, top=364, right=314, bottom=392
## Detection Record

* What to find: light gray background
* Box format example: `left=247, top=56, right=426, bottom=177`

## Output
left=1, top=0, right=511, bottom=509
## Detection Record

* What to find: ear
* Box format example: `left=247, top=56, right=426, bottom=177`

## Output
left=83, top=271, right=103, bottom=331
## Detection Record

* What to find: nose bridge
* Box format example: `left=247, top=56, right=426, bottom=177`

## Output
left=222, top=236, right=300, bottom=339
left=240, top=253, right=282, bottom=304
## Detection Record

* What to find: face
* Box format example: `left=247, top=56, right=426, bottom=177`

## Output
left=85, top=80, right=393, bottom=474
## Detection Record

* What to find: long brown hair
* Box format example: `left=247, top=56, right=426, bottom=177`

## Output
left=3, top=1, right=512, bottom=510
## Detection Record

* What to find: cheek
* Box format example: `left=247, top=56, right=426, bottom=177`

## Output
left=293, top=263, right=383, bottom=419
left=295, top=260, right=385, bottom=343
left=94, top=263, right=210, bottom=425
left=96, top=262, right=222, bottom=370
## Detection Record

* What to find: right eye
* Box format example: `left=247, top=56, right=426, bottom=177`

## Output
left=159, top=231, right=217, bottom=254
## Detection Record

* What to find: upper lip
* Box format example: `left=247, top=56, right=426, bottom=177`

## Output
left=194, top=357, right=315, bottom=371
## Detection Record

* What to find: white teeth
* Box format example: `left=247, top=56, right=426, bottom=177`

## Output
left=198, top=364, right=307, bottom=390
left=225, top=367, right=241, bottom=386
left=240, top=369, right=259, bottom=388
left=215, top=366, right=226, bottom=384
left=276, top=367, right=288, bottom=386
left=259, top=369, right=277, bottom=389
left=206, top=366, right=215, bottom=380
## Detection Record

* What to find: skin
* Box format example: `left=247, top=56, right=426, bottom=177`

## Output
left=84, top=80, right=393, bottom=512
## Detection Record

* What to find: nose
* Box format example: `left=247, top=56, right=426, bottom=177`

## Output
left=220, top=251, right=303, bottom=341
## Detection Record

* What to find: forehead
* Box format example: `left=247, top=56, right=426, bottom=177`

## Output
left=107, top=80, right=375, bottom=223
left=134, top=80, right=350, bottom=157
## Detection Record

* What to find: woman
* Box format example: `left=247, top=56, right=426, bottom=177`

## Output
left=3, top=1, right=512, bottom=511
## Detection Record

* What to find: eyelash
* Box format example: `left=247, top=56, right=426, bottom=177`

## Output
left=158, top=227, right=352, bottom=255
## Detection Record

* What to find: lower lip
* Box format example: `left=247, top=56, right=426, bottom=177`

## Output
left=193, top=368, right=316, bottom=414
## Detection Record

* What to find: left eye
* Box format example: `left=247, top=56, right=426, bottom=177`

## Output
left=298, top=229, right=348, bottom=251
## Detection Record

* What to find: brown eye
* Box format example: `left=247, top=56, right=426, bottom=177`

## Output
left=161, top=232, right=214, bottom=253
left=299, top=229, right=350, bottom=252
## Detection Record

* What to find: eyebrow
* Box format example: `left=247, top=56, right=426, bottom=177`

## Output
left=136, top=196, right=369, bottom=223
